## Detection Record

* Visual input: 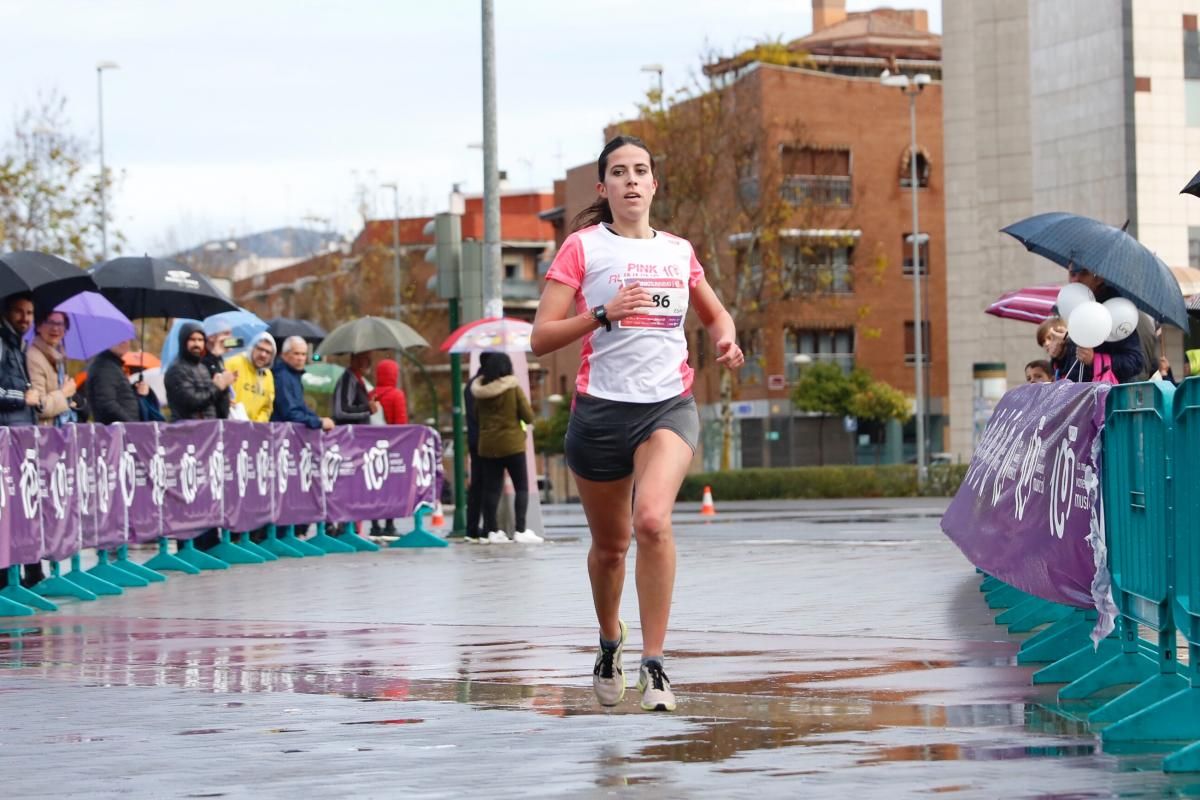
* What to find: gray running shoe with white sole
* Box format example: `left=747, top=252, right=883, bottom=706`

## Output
left=637, top=661, right=676, bottom=712
left=592, top=620, right=627, bottom=706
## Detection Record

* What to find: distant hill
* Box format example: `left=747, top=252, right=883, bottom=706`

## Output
left=175, top=227, right=346, bottom=276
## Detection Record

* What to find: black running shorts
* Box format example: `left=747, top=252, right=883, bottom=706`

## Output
left=564, top=393, right=699, bottom=482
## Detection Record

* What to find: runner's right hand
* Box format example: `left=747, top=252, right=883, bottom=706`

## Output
left=603, top=281, right=654, bottom=322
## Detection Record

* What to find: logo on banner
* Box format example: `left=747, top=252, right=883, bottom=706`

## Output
left=96, top=449, right=111, bottom=515
left=180, top=444, right=200, bottom=504
left=49, top=459, right=70, bottom=520
left=321, top=445, right=343, bottom=492
left=363, top=440, right=391, bottom=491
left=412, top=437, right=437, bottom=490
left=19, top=448, right=39, bottom=519
left=1049, top=425, right=1080, bottom=539
left=1014, top=417, right=1046, bottom=522
left=209, top=441, right=225, bottom=504
left=255, top=440, right=271, bottom=496
left=119, top=444, right=137, bottom=507
left=149, top=445, right=167, bottom=507
left=77, top=449, right=91, bottom=515
left=299, top=443, right=315, bottom=493
left=236, top=441, right=251, bottom=498
left=277, top=439, right=292, bottom=495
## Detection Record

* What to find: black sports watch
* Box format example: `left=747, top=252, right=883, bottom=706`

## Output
left=591, top=304, right=612, bottom=332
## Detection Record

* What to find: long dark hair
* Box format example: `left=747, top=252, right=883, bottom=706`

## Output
left=569, top=135, right=655, bottom=232
left=479, top=352, right=513, bottom=384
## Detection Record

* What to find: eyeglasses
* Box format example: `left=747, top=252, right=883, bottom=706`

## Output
left=41, top=320, right=66, bottom=328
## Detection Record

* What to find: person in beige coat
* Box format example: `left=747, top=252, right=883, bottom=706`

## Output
left=26, top=309, right=77, bottom=427
left=470, top=352, right=541, bottom=544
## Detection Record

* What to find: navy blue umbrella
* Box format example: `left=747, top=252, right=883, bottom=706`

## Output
left=1000, top=212, right=1188, bottom=329
left=1181, top=169, right=1200, bottom=197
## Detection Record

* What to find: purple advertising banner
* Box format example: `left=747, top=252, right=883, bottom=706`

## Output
left=942, top=381, right=1115, bottom=625
left=160, top=421, right=223, bottom=535
left=120, top=423, right=162, bottom=545
left=38, top=425, right=79, bottom=562
left=0, top=422, right=444, bottom=568
left=89, top=425, right=124, bottom=550
left=321, top=425, right=442, bottom=524
left=222, top=421, right=275, bottom=532
left=273, top=423, right=324, bottom=527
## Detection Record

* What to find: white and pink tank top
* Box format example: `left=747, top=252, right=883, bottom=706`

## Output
left=545, top=223, right=704, bottom=403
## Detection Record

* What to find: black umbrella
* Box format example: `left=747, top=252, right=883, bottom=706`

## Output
left=1000, top=212, right=1188, bottom=329
left=266, top=317, right=327, bottom=344
left=0, top=251, right=97, bottom=309
left=1181, top=170, right=1200, bottom=197
left=90, top=256, right=238, bottom=320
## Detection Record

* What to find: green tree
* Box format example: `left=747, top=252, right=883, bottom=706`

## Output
left=0, top=92, right=121, bottom=264
left=790, top=362, right=853, bottom=466
left=847, top=375, right=912, bottom=464
left=533, top=393, right=571, bottom=455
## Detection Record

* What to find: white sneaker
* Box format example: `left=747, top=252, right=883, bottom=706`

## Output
left=593, top=620, right=627, bottom=707
left=637, top=661, right=677, bottom=712
left=486, top=530, right=511, bottom=544
left=512, top=529, right=544, bottom=544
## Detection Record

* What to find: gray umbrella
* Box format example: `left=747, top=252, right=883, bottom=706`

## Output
left=1000, top=212, right=1188, bottom=329
left=315, top=316, right=428, bottom=356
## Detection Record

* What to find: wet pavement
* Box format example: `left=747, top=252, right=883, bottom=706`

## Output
left=3, top=498, right=1200, bottom=798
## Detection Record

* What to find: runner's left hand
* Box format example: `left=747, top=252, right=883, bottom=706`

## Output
left=715, top=338, right=744, bottom=370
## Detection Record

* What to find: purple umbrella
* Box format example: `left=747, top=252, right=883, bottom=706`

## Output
left=26, top=291, right=136, bottom=359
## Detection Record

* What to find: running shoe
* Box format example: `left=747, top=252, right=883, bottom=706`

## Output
left=486, top=530, right=511, bottom=543
left=637, top=661, right=676, bottom=712
left=512, top=529, right=544, bottom=543
left=592, top=620, right=627, bottom=706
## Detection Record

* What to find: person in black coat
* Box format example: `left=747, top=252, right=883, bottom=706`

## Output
left=332, top=351, right=376, bottom=425
left=1047, top=268, right=1145, bottom=383
left=0, top=293, right=42, bottom=589
left=463, top=353, right=494, bottom=542
left=165, top=323, right=234, bottom=421
left=87, top=340, right=150, bottom=424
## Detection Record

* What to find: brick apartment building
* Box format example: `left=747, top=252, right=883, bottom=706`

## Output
left=233, top=190, right=556, bottom=425
left=541, top=0, right=947, bottom=469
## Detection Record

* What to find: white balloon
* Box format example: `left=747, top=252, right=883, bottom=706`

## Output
left=1068, top=302, right=1113, bottom=349
left=1056, top=283, right=1095, bottom=320
left=1103, top=297, right=1139, bottom=342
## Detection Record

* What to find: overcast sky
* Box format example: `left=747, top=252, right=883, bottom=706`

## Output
left=0, top=0, right=942, bottom=255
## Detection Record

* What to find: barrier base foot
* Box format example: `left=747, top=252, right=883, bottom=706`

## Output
left=1021, top=609, right=1092, bottom=652
left=979, top=576, right=1002, bottom=593
left=64, top=560, right=123, bottom=595
left=0, top=592, right=34, bottom=617
left=260, top=532, right=304, bottom=558
left=337, top=522, right=380, bottom=552
left=1103, top=686, right=1200, bottom=743
left=281, top=526, right=325, bottom=556
left=0, top=568, right=56, bottom=612
left=1091, top=673, right=1190, bottom=727
left=986, top=585, right=1031, bottom=610
left=144, top=539, right=201, bottom=574
left=308, top=524, right=356, bottom=554
left=33, top=567, right=97, bottom=602
left=1033, top=637, right=1122, bottom=685
left=996, top=596, right=1045, bottom=625
left=1165, top=738, right=1200, bottom=773
left=87, top=553, right=149, bottom=588
left=176, top=541, right=229, bottom=571
left=1059, top=650, right=1156, bottom=701
left=208, top=532, right=265, bottom=565
left=1018, top=619, right=1094, bottom=665
left=236, top=533, right=277, bottom=561
left=1008, top=601, right=1074, bottom=634
left=113, top=546, right=166, bottom=582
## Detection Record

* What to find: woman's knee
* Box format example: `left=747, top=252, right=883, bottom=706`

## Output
left=633, top=507, right=672, bottom=546
left=590, top=533, right=630, bottom=566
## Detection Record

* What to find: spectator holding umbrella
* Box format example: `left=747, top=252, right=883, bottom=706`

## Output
left=271, top=335, right=333, bottom=431
left=462, top=353, right=492, bottom=543
left=165, top=322, right=234, bottom=421
left=332, top=350, right=377, bottom=425
left=0, top=293, right=40, bottom=426
left=471, top=353, right=540, bottom=544
left=87, top=339, right=151, bottom=424
left=225, top=331, right=276, bottom=422
left=26, top=308, right=77, bottom=427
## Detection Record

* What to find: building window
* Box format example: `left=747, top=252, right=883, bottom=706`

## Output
left=899, top=147, right=931, bottom=188
left=503, top=260, right=520, bottom=280
left=1186, top=28, right=1200, bottom=126
left=1190, top=228, right=1200, bottom=268
left=904, top=321, right=932, bottom=366
left=780, top=243, right=853, bottom=296
left=781, top=145, right=852, bottom=206
left=901, top=232, right=930, bottom=276
left=738, top=328, right=764, bottom=385
left=785, top=328, right=854, bottom=380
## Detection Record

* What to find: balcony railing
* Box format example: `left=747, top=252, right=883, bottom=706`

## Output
left=782, top=175, right=852, bottom=206
left=501, top=279, right=541, bottom=301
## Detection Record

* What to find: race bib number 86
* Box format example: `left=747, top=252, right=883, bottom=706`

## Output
left=619, top=278, right=687, bottom=329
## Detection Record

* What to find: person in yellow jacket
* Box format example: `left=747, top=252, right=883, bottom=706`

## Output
left=225, top=331, right=277, bottom=422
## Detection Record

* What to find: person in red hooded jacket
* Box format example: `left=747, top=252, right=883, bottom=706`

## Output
left=370, top=358, right=408, bottom=424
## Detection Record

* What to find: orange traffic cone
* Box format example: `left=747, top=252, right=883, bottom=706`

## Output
left=700, top=485, right=716, bottom=516
left=431, top=501, right=446, bottom=528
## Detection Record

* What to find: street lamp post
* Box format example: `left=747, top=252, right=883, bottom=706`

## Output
left=880, top=69, right=931, bottom=486
left=641, top=63, right=664, bottom=113
left=380, top=182, right=402, bottom=318
left=96, top=60, right=119, bottom=261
